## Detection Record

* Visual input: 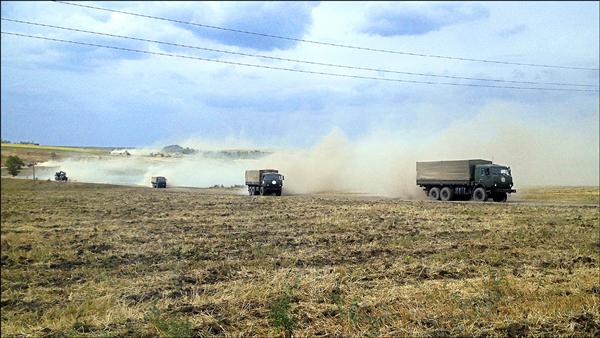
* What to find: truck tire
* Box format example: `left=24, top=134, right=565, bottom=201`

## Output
left=276, top=191, right=282, bottom=196
left=428, top=187, right=441, bottom=200
left=260, top=187, right=264, bottom=196
left=492, top=192, right=507, bottom=202
left=472, top=187, right=487, bottom=202
left=440, top=187, right=454, bottom=201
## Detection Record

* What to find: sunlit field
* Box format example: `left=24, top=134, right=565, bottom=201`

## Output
left=1, top=178, right=598, bottom=336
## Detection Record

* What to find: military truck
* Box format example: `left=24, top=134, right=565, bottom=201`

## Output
left=416, top=159, right=515, bottom=202
left=245, top=169, right=284, bottom=196
left=54, top=171, right=68, bottom=182
left=151, top=176, right=167, bottom=188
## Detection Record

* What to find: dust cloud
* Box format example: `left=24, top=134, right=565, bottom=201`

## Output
left=37, top=111, right=598, bottom=198
left=262, top=111, right=598, bottom=196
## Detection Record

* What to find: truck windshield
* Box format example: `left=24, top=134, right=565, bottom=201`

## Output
left=263, top=174, right=281, bottom=181
left=491, top=168, right=511, bottom=176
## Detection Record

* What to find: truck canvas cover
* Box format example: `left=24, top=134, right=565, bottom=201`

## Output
left=245, top=169, right=278, bottom=185
left=416, top=159, right=491, bottom=184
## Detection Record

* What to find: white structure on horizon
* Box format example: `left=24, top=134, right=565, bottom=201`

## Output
left=110, top=149, right=131, bottom=156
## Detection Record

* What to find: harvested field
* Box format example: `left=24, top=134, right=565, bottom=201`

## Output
left=517, top=186, right=599, bottom=205
left=1, top=178, right=598, bottom=336
left=0, top=143, right=111, bottom=166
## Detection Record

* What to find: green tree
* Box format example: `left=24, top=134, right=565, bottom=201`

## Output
left=5, top=155, right=25, bottom=176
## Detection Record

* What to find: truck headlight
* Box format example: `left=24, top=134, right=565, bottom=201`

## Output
left=272, top=180, right=276, bottom=184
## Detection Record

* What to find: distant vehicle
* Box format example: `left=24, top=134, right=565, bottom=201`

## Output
left=151, top=176, right=167, bottom=188
left=54, top=171, right=68, bottom=182
left=245, top=169, right=284, bottom=196
left=416, top=159, right=516, bottom=202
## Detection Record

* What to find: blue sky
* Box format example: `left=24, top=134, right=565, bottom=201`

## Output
left=1, top=1, right=598, bottom=148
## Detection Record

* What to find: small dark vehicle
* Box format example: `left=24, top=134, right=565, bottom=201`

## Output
left=417, top=159, right=516, bottom=202
left=54, top=171, right=68, bottom=182
left=151, top=176, right=167, bottom=188
left=245, top=169, right=284, bottom=196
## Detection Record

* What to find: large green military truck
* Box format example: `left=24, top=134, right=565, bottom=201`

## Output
left=416, top=159, right=515, bottom=202
left=245, top=169, right=284, bottom=196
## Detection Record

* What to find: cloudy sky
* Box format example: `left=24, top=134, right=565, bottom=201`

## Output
left=1, top=1, right=598, bottom=148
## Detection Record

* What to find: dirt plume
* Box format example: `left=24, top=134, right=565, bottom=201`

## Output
left=37, top=110, right=598, bottom=198
left=257, top=110, right=598, bottom=197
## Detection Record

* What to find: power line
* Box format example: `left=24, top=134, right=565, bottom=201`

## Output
left=2, top=31, right=599, bottom=93
left=53, top=0, right=600, bottom=72
left=3, top=17, right=597, bottom=88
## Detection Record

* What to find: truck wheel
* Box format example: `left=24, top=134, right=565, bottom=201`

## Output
left=248, top=187, right=253, bottom=196
left=473, top=187, right=487, bottom=202
left=492, top=192, right=507, bottom=202
left=276, top=191, right=282, bottom=196
left=428, top=187, right=441, bottom=200
left=260, top=187, right=264, bottom=196
left=440, top=187, right=454, bottom=201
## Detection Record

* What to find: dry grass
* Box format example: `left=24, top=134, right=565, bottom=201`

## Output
left=1, top=178, right=598, bottom=337
left=517, top=186, right=599, bottom=205
left=1, top=144, right=110, bottom=166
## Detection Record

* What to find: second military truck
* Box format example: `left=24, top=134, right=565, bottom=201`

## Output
left=245, top=169, right=284, bottom=196
left=416, top=159, right=515, bottom=202
left=151, top=176, right=167, bottom=188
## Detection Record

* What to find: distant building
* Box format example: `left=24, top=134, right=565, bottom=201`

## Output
left=110, top=149, right=131, bottom=156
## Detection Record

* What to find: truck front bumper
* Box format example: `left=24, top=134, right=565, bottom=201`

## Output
left=494, top=188, right=516, bottom=193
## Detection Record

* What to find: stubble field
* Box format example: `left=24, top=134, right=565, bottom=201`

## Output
left=1, top=178, right=598, bottom=337
left=0, top=143, right=110, bottom=167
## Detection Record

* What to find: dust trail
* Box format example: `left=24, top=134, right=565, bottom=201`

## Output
left=258, top=129, right=422, bottom=197
left=38, top=111, right=598, bottom=197
left=256, top=110, right=599, bottom=197
left=38, top=156, right=255, bottom=188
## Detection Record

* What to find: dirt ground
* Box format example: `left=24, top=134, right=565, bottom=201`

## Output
left=1, top=178, right=598, bottom=337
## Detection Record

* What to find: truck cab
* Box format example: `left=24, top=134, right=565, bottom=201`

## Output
left=54, top=171, right=68, bottom=182
left=151, top=176, right=167, bottom=188
left=245, top=169, right=284, bottom=196
left=475, top=165, right=513, bottom=189
left=261, top=172, right=284, bottom=194
left=473, top=164, right=515, bottom=201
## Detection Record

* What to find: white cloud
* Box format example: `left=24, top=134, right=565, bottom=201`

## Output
left=1, top=0, right=598, bottom=153
left=360, top=2, right=490, bottom=36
